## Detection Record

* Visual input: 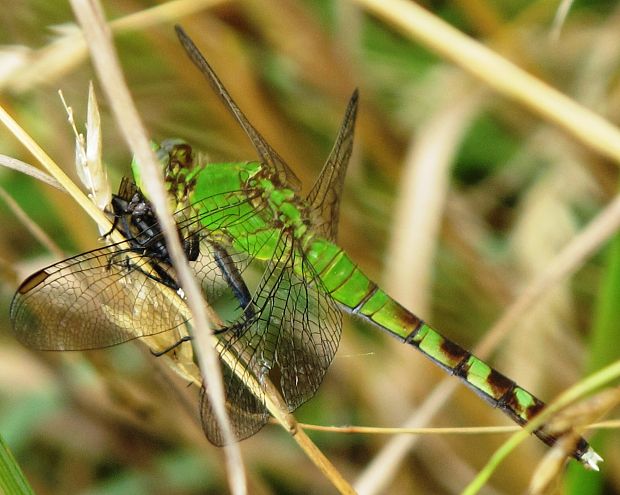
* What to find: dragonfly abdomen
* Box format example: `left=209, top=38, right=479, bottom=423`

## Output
left=305, top=236, right=597, bottom=467
left=405, top=323, right=593, bottom=460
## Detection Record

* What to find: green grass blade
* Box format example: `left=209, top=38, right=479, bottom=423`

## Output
left=564, top=232, right=620, bottom=494
left=0, top=434, right=35, bottom=495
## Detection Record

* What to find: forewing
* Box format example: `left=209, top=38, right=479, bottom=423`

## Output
left=175, top=26, right=301, bottom=190
left=200, top=231, right=342, bottom=442
left=306, top=90, right=358, bottom=241
left=10, top=244, right=189, bottom=351
left=11, top=180, right=276, bottom=354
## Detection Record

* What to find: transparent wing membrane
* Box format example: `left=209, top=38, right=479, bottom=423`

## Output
left=306, top=89, right=359, bottom=241
left=202, top=232, right=341, bottom=444
left=175, top=26, right=301, bottom=191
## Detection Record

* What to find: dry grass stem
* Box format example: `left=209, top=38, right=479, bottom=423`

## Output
left=477, top=193, right=620, bottom=357
left=109, top=0, right=230, bottom=32
left=0, top=185, right=63, bottom=258
left=530, top=388, right=620, bottom=492
left=464, top=362, right=620, bottom=493
left=355, top=0, right=620, bottom=166
left=0, top=105, right=113, bottom=236
left=4, top=2, right=620, bottom=493
left=349, top=3, right=620, bottom=492
left=1, top=0, right=229, bottom=93
left=67, top=0, right=247, bottom=493
left=300, top=418, right=620, bottom=436
left=550, top=0, right=576, bottom=42
left=0, top=154, right=62, bottom=191
left=294, top=428, right=357, bottom=495
left=357, top=191, right=620, bottom=494
left=66, top=2, right=355, bottom=493
left=354, top=378, right=457, bottom=494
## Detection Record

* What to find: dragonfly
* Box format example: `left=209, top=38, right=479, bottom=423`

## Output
left=10, top=26, right=601, bottom=470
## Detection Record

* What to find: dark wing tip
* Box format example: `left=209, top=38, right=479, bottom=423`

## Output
left=348, top=88, right=360, bottom=117
left=174, top=24, right=187, bottom=40
left=16, top=269, right=50, bottom=295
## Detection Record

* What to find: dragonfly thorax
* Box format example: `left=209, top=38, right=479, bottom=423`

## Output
left=253, top=177, right=308, bottom=238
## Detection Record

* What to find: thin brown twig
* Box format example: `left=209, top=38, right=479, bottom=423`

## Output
left=298, top=419, right=620, bottom=435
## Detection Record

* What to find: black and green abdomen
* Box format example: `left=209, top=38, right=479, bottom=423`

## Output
left=304, top=237, right=593, bottom=464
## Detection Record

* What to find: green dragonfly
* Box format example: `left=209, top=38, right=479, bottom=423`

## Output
left=10, top=26, right=601, bottom=470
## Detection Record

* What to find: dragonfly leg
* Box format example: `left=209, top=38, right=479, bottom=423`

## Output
left=210, top=241, right=251, bottom=305
left=212, top=318, right=251, bottom=337
left=100, top=213, right=120, bottom=240
left=184, top=232, right=200, bottom=261
left=151, top=335, right=193, bottom=356
left=212, top=326, right=233, bottom=336
left=107, top=253, right=182, bottom=293
left=152, top=321, right=246, bottom=357
left=147, top=261, right=181, bottom=291
left=209, top=240, right=255, bottom=321
left=102, top=196, right=138, bottom=241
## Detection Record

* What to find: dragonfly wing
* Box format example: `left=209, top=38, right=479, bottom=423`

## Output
left=200, top=232, right=342, bottom=442
left=306, top=89, right=358, bottom=241
left=10, top=243, right=190, bottom=351
left=175, top=26, right=301, bottom=191
left=11, top=181, right=269, bottom=352
left=199, top=368, right=270, bottom=446
left=238, top=232, right=342, bottom=409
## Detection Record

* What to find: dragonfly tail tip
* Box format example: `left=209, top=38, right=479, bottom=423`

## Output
left=581, top=447, right=603, bottom=471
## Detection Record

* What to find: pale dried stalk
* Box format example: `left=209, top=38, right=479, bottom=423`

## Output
left=550, top=0, right=576, bottom=42
left=0, top=11, right=354, bottom=495
left=357, top=188, right=620, bottom=495
left=299, top=417, right=620, bottom=436
left=109, top=0, right=229, bottom=32
left=464, top=364, right=620, bottom=494
left=355, top=0, right=620, bottom=165
left=0, top=106, right=114, bottom=238
left=384, top=82, right=483, bottom=314
left=67, top=1, right=246, bottom=494
left=68, top=2, right=355, bottom=494
left=0, top=154, right=62, bottom=190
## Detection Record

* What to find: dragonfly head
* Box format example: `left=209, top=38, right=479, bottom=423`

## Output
left=131, top=139, right=205, bottom=213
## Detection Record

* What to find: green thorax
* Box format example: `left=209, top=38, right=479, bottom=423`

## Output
left=139, top=141, right=342, bottom=278
left=188, top=158, right=313, bottom=260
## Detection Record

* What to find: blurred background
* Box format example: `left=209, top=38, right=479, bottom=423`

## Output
left=0, top=0, right=619, bottom=494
